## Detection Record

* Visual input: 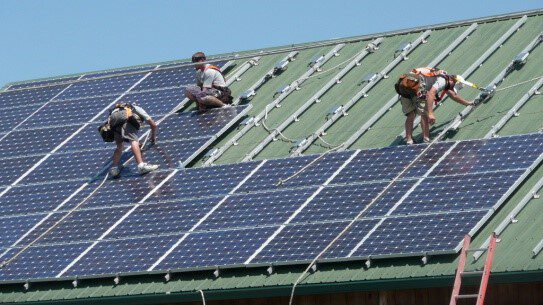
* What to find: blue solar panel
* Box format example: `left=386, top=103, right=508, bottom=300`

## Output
left=157, top=105, right=250, bottom=141
left=109, top=199, right=217, bottom=239
left=0, top=106, right=38, bottom=133
left=132, top=61, right=227, bottom=91
left=0, top=214, right=45, bottom=249
left=56, top=74, right=142, bottom=100
left=64, top=235, right=178, bottom=278
left=121, top=88, right=186, bottom=117
left=393, top=170, right=523, bottom=215
left=65, top=170, right=172, bottom=209
left=350, top=211, right=488, bottom=258
left=0, top=125, right=81, bottom=158
left=59, top=123, right=111, bottom=153
left=82, top=66, right=152, bottom=79
left=8, top=76, right=80, bottom=90
left=251, top=220, right=378, bottom=264
left=126, top=138, right=210, bottom=170
left=21, top=149, right=111, bottom=185
left=199, top=188, right=317, bottom=231
left=292, top=180, right=416, bottom=223
left=0, top=85, right=68, bottom=108
left=147, top=162, right=258, bottom=203
left=155, top=227, right=275, bottom=270
left=0, top=181, right=85, bottom=217
left=0, top=155, right=42, bottom=187
left=0, top=242, right=91, bottom=281
left=19, top=96, right=118, bottom=129
left=235, top=151, right=354, bottom=194
left=432, top=133, right=543, bottom=176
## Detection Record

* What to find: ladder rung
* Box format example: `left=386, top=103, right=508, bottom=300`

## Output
left=461, top=270, right=484, bottom=276
left=456, top=294, right=479, bottom=299
left=466, top=248, right=487, bottom=252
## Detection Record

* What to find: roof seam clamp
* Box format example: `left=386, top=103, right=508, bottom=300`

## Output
left=395, top=42, right=412, bottom=59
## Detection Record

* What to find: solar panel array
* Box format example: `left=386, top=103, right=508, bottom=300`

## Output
left=0, top=130, right=541, bottom=282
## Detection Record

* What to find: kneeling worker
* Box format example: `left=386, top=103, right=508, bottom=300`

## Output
left=108, top=103, right=159, bottom=178
left=185, top=51, right=233, bottom=111
left=395, top=67, right=473, bottom=144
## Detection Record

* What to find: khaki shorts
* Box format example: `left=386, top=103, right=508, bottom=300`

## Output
left=401, top=96, right=428, bottom=116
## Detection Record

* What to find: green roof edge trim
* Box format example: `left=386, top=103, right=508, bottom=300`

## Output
left=3, top=8, right=542, bottom=90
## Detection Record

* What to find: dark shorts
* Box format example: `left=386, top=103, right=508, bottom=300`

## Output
left=114, top=122, right=139, bottom=142
left=186, top=85, right=222, bottom=102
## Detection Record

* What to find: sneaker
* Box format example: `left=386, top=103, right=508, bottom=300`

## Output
left=423, top=137, right=431, bottom=143
left=405, top=139, right=414, bottom=145
left=109, top=167, right=121, bottom=179
left=138, top=163, right=159, bottom=175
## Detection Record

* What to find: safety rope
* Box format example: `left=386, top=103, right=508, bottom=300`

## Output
left=495, top=75, right=543, bottom=92
left=198, top=289, right=207, bottom=305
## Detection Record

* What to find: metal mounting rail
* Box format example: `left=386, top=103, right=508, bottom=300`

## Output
left=171, top=59, right=253, bottom=113
left=290, top=30, right=432, bottom=156
left=232, top=52, right=298, bottom=106
left=203, top=43, right=345, bottom=166
left=237, top=38, right=382, bottom=161
left=341, top=23, right=478, bottom=150
left=438, top=26, right=541, bottom=140
left=533, top=237, right=543, bottom=257
left=473, top=174, right=543, bottom=261
left=400, top=16, right=528, bottom=139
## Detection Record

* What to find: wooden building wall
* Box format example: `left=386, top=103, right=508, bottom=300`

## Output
left=170, top=282, right=543, bottom=305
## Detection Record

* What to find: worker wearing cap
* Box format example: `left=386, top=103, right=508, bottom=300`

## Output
left=185, top=52, right=233, bottom=111
left=398, top=67, right=473, bottom=144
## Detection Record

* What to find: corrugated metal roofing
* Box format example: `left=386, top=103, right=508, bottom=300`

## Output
left=1, top=9, right=543, bottom=304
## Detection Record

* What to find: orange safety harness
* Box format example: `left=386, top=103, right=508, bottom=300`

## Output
left=411, top=67, right=456, bottom=105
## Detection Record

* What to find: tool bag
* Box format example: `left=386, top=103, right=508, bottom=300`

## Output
left=395, top=73, right=421, bottom=99
left=97, top=103, right=141, bottom=142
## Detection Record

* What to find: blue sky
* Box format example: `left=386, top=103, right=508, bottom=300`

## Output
left=1, top=0, right=541, bottom=86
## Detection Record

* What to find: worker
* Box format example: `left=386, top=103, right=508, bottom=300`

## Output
left=108, top=103, right=159, bottom=178
left=395, top=67, right=473, bottom=144
left=185, top=51, right=233, bottom=111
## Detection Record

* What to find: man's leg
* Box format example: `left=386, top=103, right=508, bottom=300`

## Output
left=112, top=139, right=124, bottom=167
left=420, top=114, right=430, bottom=142
left=201, top=95, right=226, bottom=108
left=130, top=140, right=144, bottom=165
left=405, top=111, right=415, bottom=144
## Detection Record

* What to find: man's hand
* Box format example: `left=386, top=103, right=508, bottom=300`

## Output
left=150, top=134, right=157, bottom=144
left=428, top=113, right=436, bottom=125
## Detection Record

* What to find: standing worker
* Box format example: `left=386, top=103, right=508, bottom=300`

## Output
left=395, top=67, right=473, bottom=144
left=108, top=103, right=159, bottom=178
left=185, top=52, right=233, bottom=111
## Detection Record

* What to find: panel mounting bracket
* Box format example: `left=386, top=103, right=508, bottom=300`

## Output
left=213, top=267, right=220, bottom=278
left=267, top=265, right=274, bottom=275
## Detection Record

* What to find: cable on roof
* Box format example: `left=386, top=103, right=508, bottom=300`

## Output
left=198, top=289, right=207, bottom=305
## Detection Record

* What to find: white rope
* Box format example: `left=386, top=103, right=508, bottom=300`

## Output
left=496, top=75, right=543, bottom=92
left=198, top=289, right=206, bottom=305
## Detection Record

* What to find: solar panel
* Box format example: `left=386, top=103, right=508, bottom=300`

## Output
left=8, top=76, right=80, bottom=90
left=59, top=123, right=111, bottom=153
left=0, top=105, right=39, bottom=133
left=56, top=74, right=143, bottom=100
left=0, top=85, right=68, bottom=108
left=121, top=88, right=186, bottom=117
left=64, top=235, right=178, bottom=277
left=0, top=242, right=91, bottom=281
left=130, top=138, right=210, bottom=169
left=82, top=66, right=152, bottom=79
left=0, top=214, right=45, bottom=249
left=0, top=180, right=85, bottom=217
left=155, top=227, right=275, bottom=270
left=0, top=155, right=42, bottom=187
left=19, top=96, right=119, bottom=128
left=0, top=125, right=81, bottom=158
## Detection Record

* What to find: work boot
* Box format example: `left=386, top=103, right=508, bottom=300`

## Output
left=138, top=163, right=159, bottom=175
left=109, top=167, right=121, bottom=179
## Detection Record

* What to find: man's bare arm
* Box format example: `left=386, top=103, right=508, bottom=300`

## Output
left=446, top=90, right=473, bottom=106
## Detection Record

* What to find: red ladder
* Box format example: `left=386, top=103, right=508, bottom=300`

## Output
left=449, top=233, right=497, bottom=305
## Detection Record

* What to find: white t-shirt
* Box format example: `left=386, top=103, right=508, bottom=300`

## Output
left=196, top=64, right=227, bottom=88
left=133, top=105, right=151, bottom=121
left=425, top=76, right=458, bottom=94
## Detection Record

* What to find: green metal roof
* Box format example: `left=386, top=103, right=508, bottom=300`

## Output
left=1, top=9, right=543, bottom=304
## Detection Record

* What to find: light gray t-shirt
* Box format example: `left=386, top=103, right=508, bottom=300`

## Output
left=423, top=76, right=457, bottom=94
left=196, top=64, right=227, bottom=88
left=133, top=105, right=151, bottom=121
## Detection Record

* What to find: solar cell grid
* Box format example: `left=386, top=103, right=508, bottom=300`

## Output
left=292, top=180, right=416, bottom=223
left=0, top=106, right=38, bottom=133
left=19, top=96, right=118, bottom=129
left=0, top=85, right=67, bottom=108
left=65, top=170, right=172, bottom=209
left=351, top=211, right=488, bottom=258
left=199, top=187, right=317, bottom=231
left=0, top=155, right=42, bottom=187
left=82, top=66, right=152, bottom=79
left=0, top=242, right=91, bottom=281
left=157, top=105, right=250, bottom=141
left=59, top=123, right=110, bottom=153
left=0, top=125, right=81, bottom=158
left=0, top=180, right=84, bottom=217
left=156, top=226, right=275, bottom=270
left=393, top=170, right=523, bottom=215
left=64, top=235, right=179, bottom=277
left=432, top=133, right=543, bottom=176
left=21, top=149, right=111, bottom=185
left=147, top=162, right=258, bottom=202
left=0, top=214, right=44, bottom=249
left=121, top=88, right=186, bottom=117
left=127, top=138, right=210, bottom=170
left=236, top=151, right=354, bottom=193
left=8, top=76, right=81, bottom=90
left=56, top=74, right=143, bottom=100
left=109, top=199, right=218, bottom=239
